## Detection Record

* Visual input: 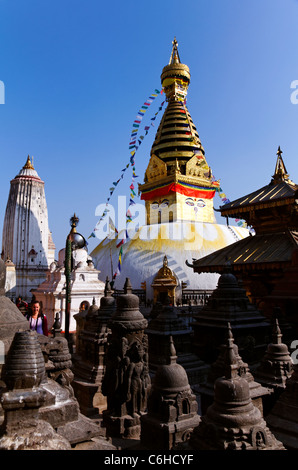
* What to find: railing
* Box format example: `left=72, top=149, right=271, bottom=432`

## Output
left=181, top=289, right=213, bottom=306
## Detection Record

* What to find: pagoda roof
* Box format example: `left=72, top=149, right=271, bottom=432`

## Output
left=187, top=230, right=298, bottom=274
left=219, top=180, right=298, bottom=218
left=219, top=147, right=298, bottom=218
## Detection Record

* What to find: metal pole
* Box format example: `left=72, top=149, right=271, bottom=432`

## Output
left=64, top=234, right=72, bottom=341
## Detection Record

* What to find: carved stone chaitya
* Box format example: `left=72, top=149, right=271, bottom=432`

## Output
left=189, top=329, right=285, bottom=450
left=254, top=317, right=293, bottom=415
left=72, top=278, right=115, bottom=416
left=266, top=363, right=298, bottom=450
left=141, top=336, right=200, bottom=450
left=191, top=263, right=270, bottom=364
left=102, top=278, right=150, bottom=439
left=146, top=299, right=208, bottom=386
left=0, top=330, right=71, bottom=450
left=197, top=323, right=271, bottom=416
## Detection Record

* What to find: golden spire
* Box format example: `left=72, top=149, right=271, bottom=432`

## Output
left=169, top=37, right=181, bottom=64
left=151, top=39, right=203, bottom=160
left=161, top=38, right=190, bottom=101
left=272, top=146, right=290, bottom=184
left=23, top=155, right=34, bottom=170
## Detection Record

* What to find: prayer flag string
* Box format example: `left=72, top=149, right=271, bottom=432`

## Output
left=217, top=186, right=247, bottom=228
left=88, top=88, right=165, bottom=240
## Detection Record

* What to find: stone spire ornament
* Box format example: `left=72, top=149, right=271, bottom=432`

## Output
left=189, top=327, right=285, bottom=450
left=0, top=330, right=71, bottom=450
left=141, top=335, right=200, bottom=450
left=266, top=363, right=298, bottom=449
left=72, top=278, right=115, bottom=416
left=191, top=262, right=270, bottom=364
left=197, top=323, right=271, bottom=416
left=102, top=278, right=150, bottom=439
left=146, top=298, right=208, bottom=386
left=254, top=317, right=293, bottom=414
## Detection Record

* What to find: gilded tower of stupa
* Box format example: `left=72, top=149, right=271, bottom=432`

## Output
left=139, top=38, right=219, bottom=225
left=91, top=39, right=249, bottom=299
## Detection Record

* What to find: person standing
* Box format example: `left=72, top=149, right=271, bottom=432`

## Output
left=26, top=300, right=48, bottom=336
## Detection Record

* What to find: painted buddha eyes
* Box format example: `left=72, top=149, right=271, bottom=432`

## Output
left=197, top=199, right=206, bottom=208
left=160, top=200, right=169, bottom=208
left=151, top=199, right=169, bottom=209
left=185, top=198, right=206, bottom=208
left=151, top=198, right=206, bottom=209
left=185, top=198, right=194, bottom=206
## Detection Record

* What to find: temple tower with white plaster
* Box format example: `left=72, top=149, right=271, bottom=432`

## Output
left=2, top=156, right=55, bottom=301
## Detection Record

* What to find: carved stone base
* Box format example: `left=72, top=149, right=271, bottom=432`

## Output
left=72, top=379, right=107, bottom=416
left=141, top=414, right=200, bottom=450
left=102, top=410, right=141, bottom=439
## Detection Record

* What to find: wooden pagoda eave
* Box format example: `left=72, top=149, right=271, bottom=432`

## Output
left=190, top=260, right=292, bottom=274
left=219, top=197, right=296, bottom=219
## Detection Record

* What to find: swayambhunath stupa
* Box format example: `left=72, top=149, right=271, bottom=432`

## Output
left=91, top=38, right=249, bottom=302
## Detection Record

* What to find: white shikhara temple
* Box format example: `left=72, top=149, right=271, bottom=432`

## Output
left=91, top=39, right=249, bottom=302
left=2, top=156, right=55, bottom=301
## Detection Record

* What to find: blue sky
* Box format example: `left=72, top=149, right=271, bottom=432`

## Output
left=1, top=0, right=298, bottom=254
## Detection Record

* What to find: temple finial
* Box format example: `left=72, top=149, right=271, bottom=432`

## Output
left=124, top=277, right=133, bottom=294
left=23, top=155, right=34, bottom=170
left=70, top=213, right=79, bottom=233
left=169, top=37, right=181, bottom=64
left=272, top=146, right=289, bottom=184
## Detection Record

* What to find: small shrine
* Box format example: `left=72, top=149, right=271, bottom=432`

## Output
left=141, top=336, right=200, bottom=450
left=151, top=256, right=177, bottom=305
left=32, top=245, right=105, bottom=332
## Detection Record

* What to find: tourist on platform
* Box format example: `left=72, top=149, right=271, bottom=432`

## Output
left=26, top=301, right=48, bottom=336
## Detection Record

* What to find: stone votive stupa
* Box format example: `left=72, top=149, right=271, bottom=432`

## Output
left=189, top=327, right=285, bottom=450
left=72, top=278, right=115, bottom=416
left=191, top=262, right=270, bottom=364
left=146, top=298, right=209, bottom=386
left=101, top=278, right=151, bottom=439
left=254, top=317, right=293, bottom=415
left=265, top=363, right=298, bottom=450
left=0, top=330, right=71, bottom=450
left=141, top=336, right=200, bottom=450
left=197, top=323, right=271, bottom=416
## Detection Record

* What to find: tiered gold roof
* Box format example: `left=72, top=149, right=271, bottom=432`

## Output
left=150, top=37, right=205, bottom=163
